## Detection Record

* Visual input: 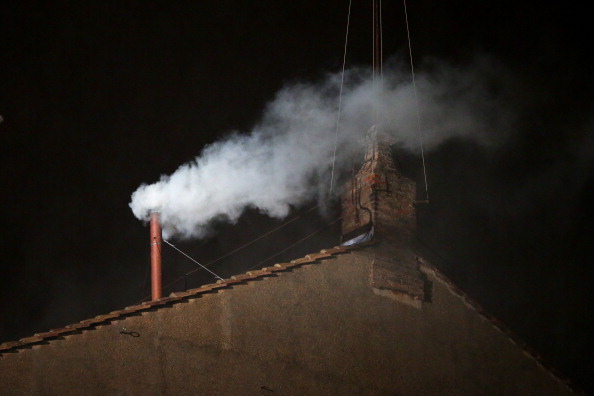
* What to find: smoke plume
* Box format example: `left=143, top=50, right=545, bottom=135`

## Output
left=130, top=58, right=514, bottom=239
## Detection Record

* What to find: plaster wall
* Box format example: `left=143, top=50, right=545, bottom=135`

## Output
left=0, top=250, right=573, bottom=395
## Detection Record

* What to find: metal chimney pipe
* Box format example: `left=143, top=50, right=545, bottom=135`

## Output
left=150, top=212, right=163, bottom=301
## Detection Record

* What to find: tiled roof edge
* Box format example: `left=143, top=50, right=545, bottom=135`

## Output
left=0, top=244, right=360, bottom=356
left=417, top=257, right=582, bottom=395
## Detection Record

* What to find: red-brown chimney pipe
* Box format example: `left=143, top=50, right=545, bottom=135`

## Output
left=150, top=212, right=163, bottom=301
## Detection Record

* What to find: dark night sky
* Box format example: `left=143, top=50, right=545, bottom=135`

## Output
left=1, top=0, right=592, bottom=392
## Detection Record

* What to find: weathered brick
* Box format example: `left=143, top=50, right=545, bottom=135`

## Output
left=341, top=127, right=425, bottom=300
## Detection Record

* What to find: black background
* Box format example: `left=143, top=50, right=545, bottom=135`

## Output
left=1, top=1, right=592, bottom=392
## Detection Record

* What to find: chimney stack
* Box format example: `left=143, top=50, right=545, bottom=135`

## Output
left=150, top=212, right=163, bottom=301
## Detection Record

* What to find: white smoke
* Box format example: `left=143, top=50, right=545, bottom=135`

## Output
left=130, top=58, right=514, bottom=239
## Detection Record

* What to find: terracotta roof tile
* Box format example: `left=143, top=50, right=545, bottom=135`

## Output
left=18, top=335, right=44, bottom=344
left=94, top=313, right=121, bottom=322
left=140, top=300, right=167, bottom=308
left=65, top=323, right=93, bottom=332
left=271, top=263, right=291, bottom=270
left=0, top=341, right=23, bottom=352
left=48, top=327, right=80, bottom=337
left=305, top=252, right=333, bottom=260
left=33, top=330, right=63, bottom=339
left=108, top=309, right=129, bottom=316
left=123, top=304, right=150, bottom=313
left=230, top=273, right=259, bottom=282
left=169, top=290, right=199, bottom=299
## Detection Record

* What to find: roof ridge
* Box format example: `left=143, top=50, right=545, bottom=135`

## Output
left=417, top=257, right=581, bottom=394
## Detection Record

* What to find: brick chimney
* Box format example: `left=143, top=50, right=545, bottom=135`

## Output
left=341, top=125, right=426, bottom=305
left=341, top=125, right=416, bottom=246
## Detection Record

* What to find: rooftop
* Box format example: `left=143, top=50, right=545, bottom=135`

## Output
left=0, top=241, right=578, bottom=393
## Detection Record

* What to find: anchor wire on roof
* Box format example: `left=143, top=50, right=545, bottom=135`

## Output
left=329, top=0, right=353, bottom=196
left=137, top=200, right=334, bottom=302
left=163, top=240, right=225, bottom=282
left=136, top=240, right=226, bottom=304
left=247, top=215, right=342, bottom=271
left=197, top=201, right=324, bottom=271
left=403, top=0, right=429, bottom=202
